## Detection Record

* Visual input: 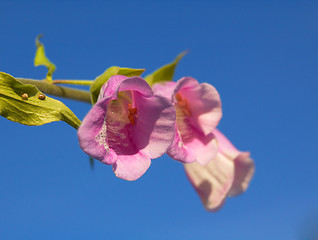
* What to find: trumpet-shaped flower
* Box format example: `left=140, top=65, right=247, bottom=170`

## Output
left=153, top=77, right=222, bottom=164
left=78, top=75, right=176, bottom=181
left=184, top=129, right=255, bottom=211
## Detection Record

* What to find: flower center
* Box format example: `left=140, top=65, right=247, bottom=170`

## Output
left=100, top=91, right=139, bottom=155
left=175, top=93, right=191, bottom=116
left=175, top=93, right=194, bottom=144
left=127, top=103, right=137, bottom=125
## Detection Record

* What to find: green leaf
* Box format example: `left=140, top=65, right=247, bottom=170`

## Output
left=90, top=66, right=120, bottom=104
left=144, top=51, right=188, bottom=86
left=34, top=35, right=56, bottom=82
left=117, top=68, right=145, bottom=77
left=90, top=67, right=145, bottom=104
left=0, top=72, right=81, bottom=129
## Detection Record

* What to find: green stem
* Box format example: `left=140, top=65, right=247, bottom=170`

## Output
left=52, top=80, right=94, bottom=86
left=16, top=78, right=92, bottom=103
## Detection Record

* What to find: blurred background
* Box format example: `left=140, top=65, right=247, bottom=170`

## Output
left=1, top=0, right=318, bottom=239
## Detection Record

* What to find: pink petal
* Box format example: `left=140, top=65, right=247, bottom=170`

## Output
left=99, top=75, right=128, bottom=101
left=113, top=153, right=151, bottom=181
left=213, top=129, right=240, bottom=157
left=184, top=152, right=235, bottom=211
left=175, top=77, right=222, bottom=135
left=132, top=93, right=176, bottom=159
left=168, top=130, right=218, bottom=164
left=167, top=127, right=197, bottom=163
left=100, top=75, right=153, bottom=100
left=185, top=132, right=218, bottom=165
left=173, top=76, right=198, bottom=93
left=77, top=97, right=117, bottom=165
left=213, top=129, right=255, bottom=197
left=152, top=81, right=177, bottom=100
left=184, top=129, right=255, bottom=211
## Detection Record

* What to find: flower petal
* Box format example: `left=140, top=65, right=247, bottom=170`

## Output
left=175, top=77, right=222, bottom=135
left=167, top=127, right=197, bottom=163
left=168, top=129, right=218, bottom=164
left=228, top=154, right=255, bottom=197
left=213, top=129, right=255, bottom=197
left=152, top=81, right=177, bottom=100
left=112, top=153, right=151, bottom=181
left=213, top=129, right=240, bottom=157
left=132, top=93, right=176, bottom=158
left=100, top=75, right=153, bottom=100
left=185, top=132, right=218, bottom=165
left=98, top=75, right=128, bottom=101
left=184, top=152, right=235, bottom=211
left=78, top=97, right=117, bottom=165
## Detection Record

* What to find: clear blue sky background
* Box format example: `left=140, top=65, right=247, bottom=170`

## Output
left=1, top=0, right=318, bottom=239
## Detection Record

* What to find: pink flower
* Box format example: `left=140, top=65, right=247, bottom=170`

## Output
left=78, top=75, right=176, bottom=181
left=153, top=77, right=222, bottom=164
left=184, top=129, right=255, bottom=211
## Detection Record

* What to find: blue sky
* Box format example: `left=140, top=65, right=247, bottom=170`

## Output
left=1, top=0, right=318, bottom=239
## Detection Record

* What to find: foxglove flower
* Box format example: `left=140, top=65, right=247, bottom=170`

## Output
left=153, top=77, right=222, bottom=164
left=184, top=129, right=255, bottom=211
left=78, top=75, right=176, bottom=181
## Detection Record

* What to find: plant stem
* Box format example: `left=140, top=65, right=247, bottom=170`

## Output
left=16, top=78, right=92, bottom=103
left=52, top=80, right=94, bottom=86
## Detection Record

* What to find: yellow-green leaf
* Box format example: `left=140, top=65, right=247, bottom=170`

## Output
left=34, top=35, right=56, bottom=82
left=90, top=67, right=145, bottom=104
left=144, top=51, right=188, bottom=86
left=0, top=72, right=81, bottom=129
left=118, top=68, right=145, bottom=77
